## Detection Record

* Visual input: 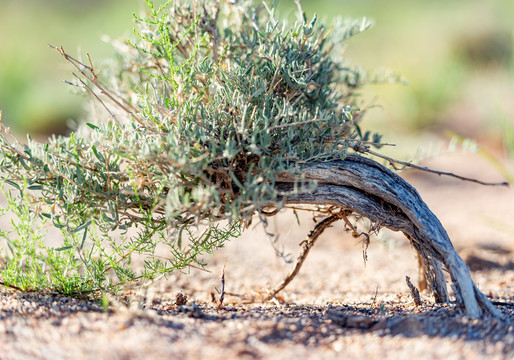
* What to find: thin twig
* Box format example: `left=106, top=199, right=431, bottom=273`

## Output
left=371, top=286, right=379, bottom=307
left=49, top=45, right=144, bottom=126
left=217, top=260, right=227, bottom=309
left=352, top=145, right=509, bottom=186
left=229, top=0, right=260, bottom=32
left=341, top=211, right=370, bottom=265
left=267, top=211, right=346, bottom=300
left=294, top=0, right=306, bottom=22
left=0, top=281, right=23, bottom=292
left=406, top=276, right=422, bottom=307
left=71, top=77, right=121, bottom=127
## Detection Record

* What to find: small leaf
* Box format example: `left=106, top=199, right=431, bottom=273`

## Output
left=92, top=145, right=106, bottom=164
left=71, top=220, right=92, bottom=234
left=4, top=180, right=20, bottom=190
left=79, top=226, right=88, bottom=250
left=52, top=220, right=66, bottom=229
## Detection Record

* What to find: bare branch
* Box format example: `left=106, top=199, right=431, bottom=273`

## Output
left=267, top=211, right=346, bottom=300
left=49, top=45, right=145, bottom=126
left=351, top=144, right=509, bottom=187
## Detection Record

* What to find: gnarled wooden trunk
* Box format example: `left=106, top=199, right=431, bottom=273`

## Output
left=275, top=155, right=501, bottom=318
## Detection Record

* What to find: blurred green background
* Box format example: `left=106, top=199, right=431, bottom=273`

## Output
left=0, top=0, right=141, bottom=134
left=1, top=0, right=513, bottom=159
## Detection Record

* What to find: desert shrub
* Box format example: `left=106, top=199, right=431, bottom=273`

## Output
left=0, top=0, right=388, bottom=294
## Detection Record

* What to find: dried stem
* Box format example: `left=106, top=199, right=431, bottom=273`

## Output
left=49, top=45, right=144, bottom=126
left=406, top=276, right=422, bottom=306
left=0, top=281, right=22, bottom=292
left=351, top=144, right=509, bottom=187
left=267, top=211, right=347, bottom=300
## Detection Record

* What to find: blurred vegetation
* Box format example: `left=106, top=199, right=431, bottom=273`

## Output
left=0, top=0, right=141, bottom=134
left=288, top=0, right=514, bottom=159
left=1, top=0, right=513, bottom=159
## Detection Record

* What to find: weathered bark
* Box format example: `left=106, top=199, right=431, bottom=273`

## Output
left=276, top=154, right=502, bottom=318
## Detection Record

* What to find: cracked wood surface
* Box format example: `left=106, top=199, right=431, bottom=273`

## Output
left=276, top=154, right=502, bottom=318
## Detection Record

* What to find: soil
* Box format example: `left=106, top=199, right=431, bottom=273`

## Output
left=1, top=152, right=513, bottom=359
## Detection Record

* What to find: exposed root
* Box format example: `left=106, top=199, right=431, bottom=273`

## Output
left=266, top=211, right=346, bottom=300
left=341, top=212, right=371, bottom=265
left=406, top=276, right=422, bottom=306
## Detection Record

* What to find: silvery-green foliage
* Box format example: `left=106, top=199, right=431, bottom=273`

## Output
left=0, top=0, right=380, bottom=293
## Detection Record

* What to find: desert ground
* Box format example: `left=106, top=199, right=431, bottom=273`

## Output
left=0, top=152, right=513, bottom=359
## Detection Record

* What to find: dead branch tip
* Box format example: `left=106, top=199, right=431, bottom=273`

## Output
left=352, top=145, right=509, bottom=187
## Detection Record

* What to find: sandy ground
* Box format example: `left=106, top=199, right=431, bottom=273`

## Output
left=0, top=152, right=513, bottom=359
